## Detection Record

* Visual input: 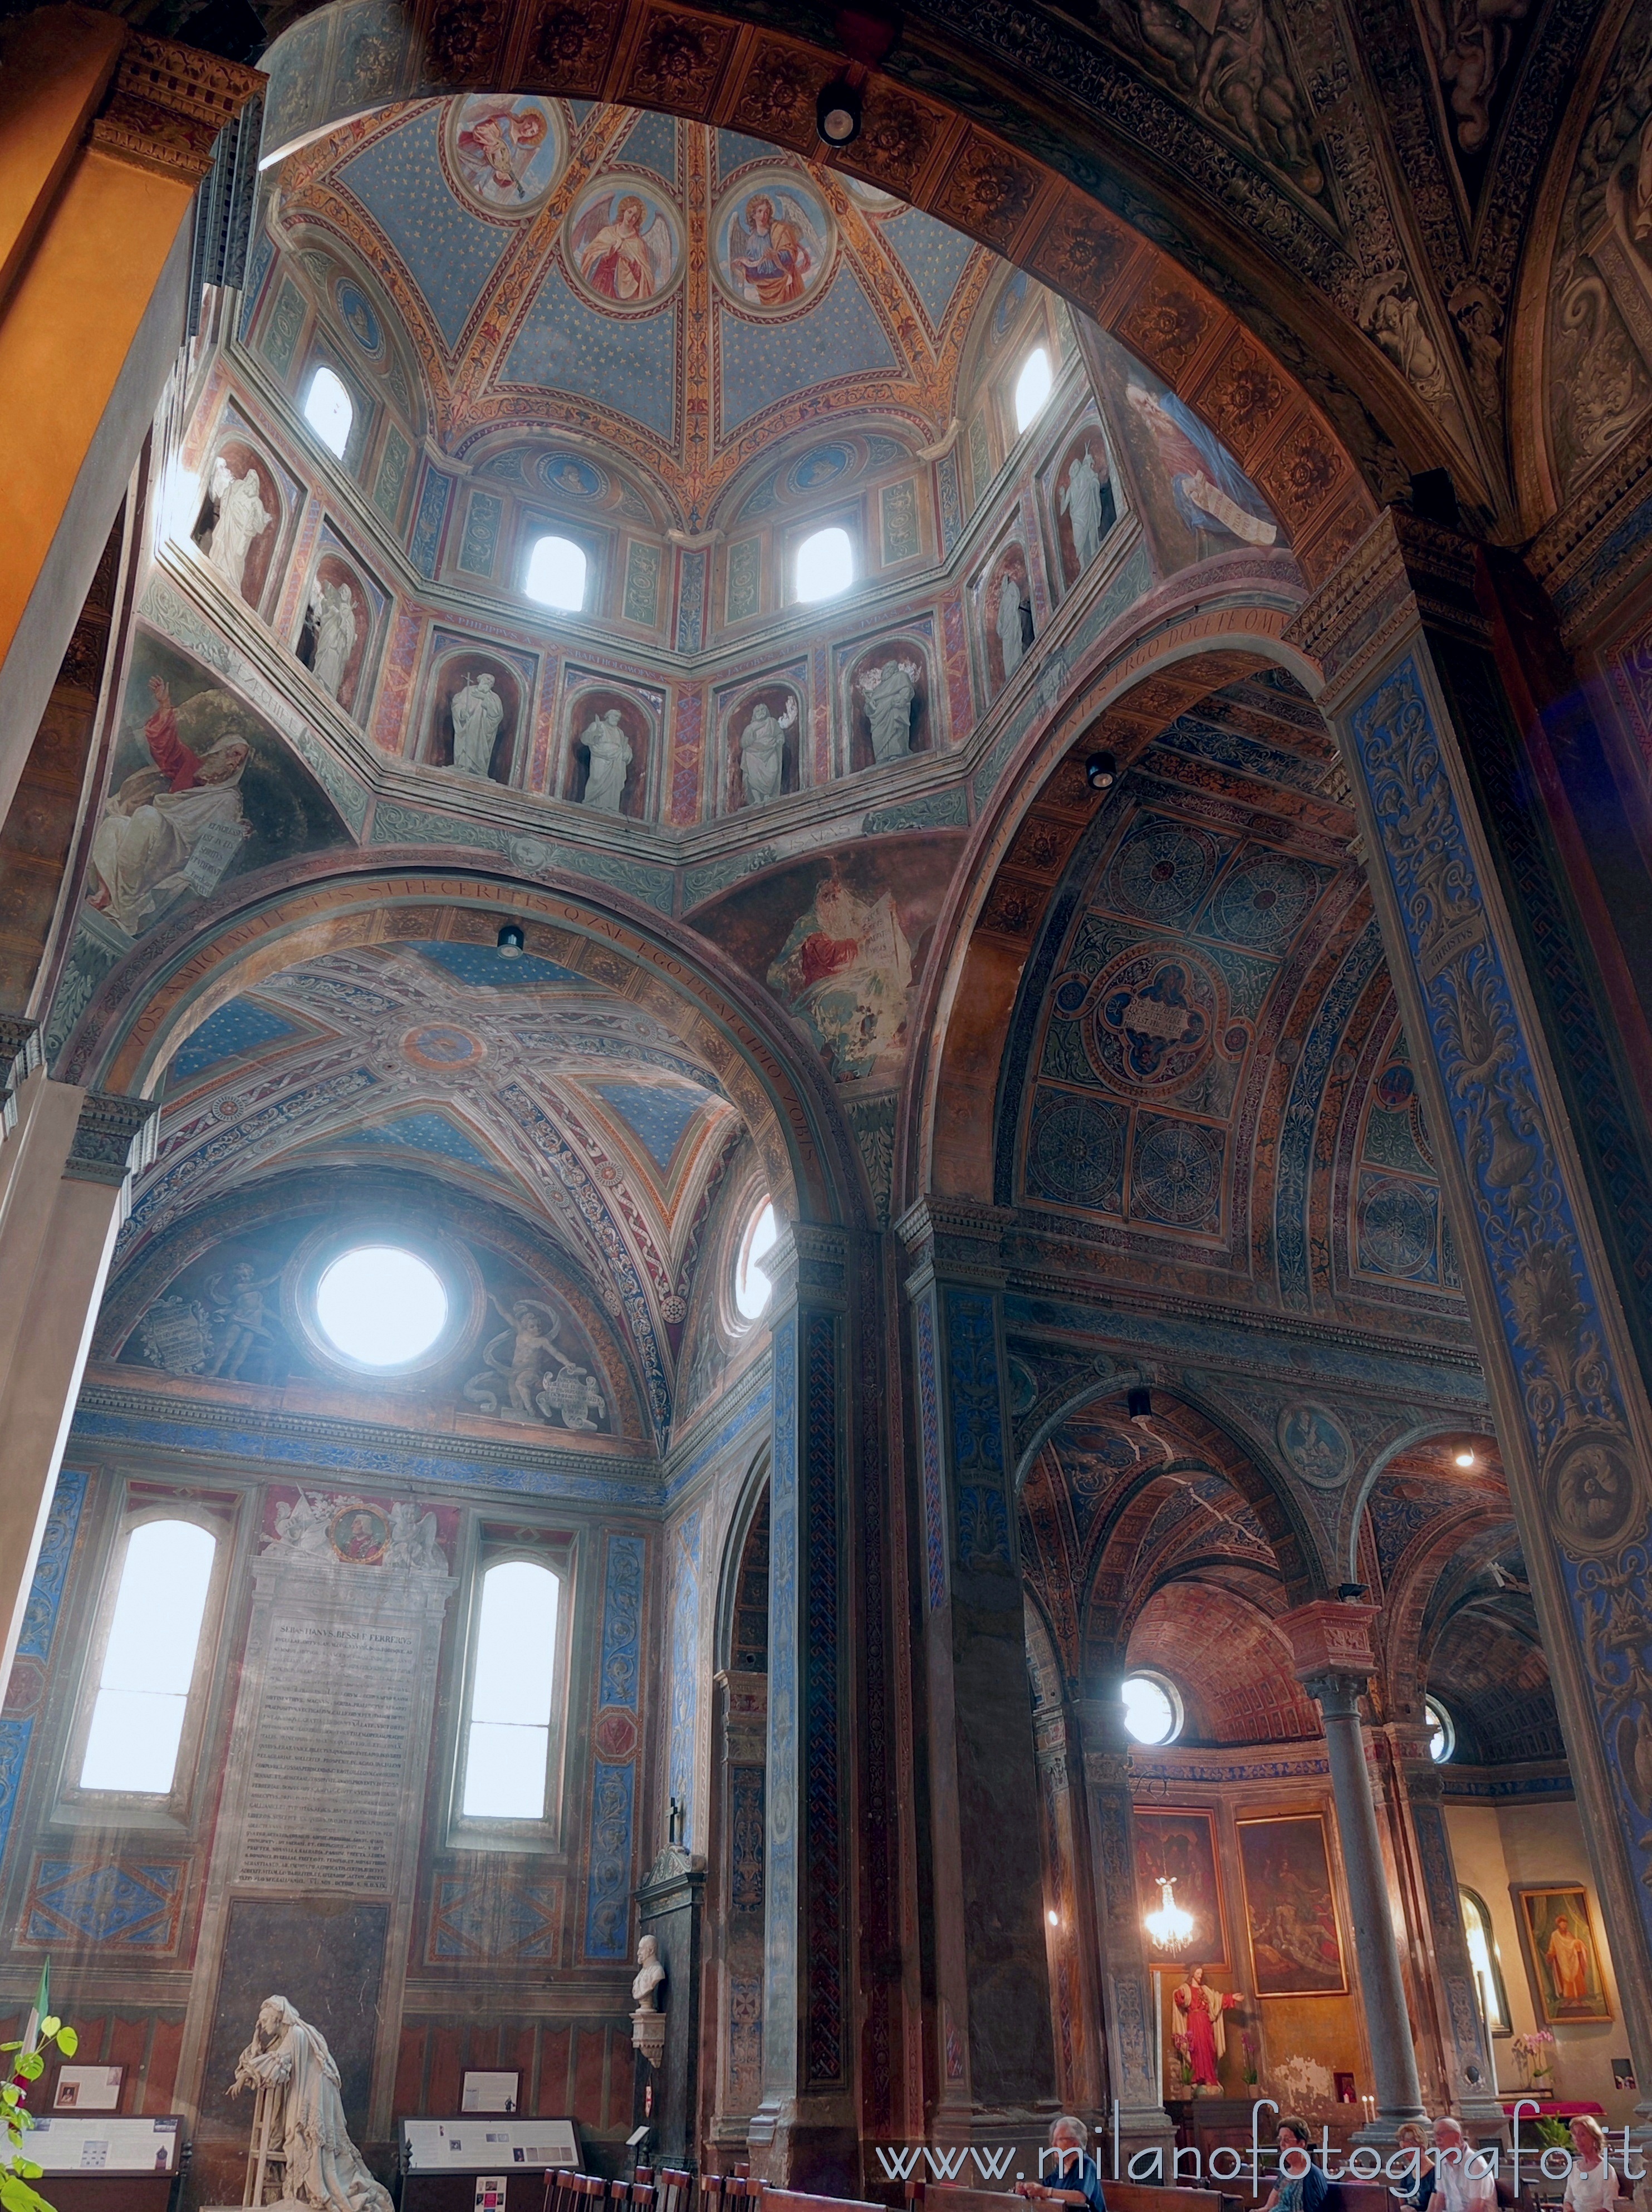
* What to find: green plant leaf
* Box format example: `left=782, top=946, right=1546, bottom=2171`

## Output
left=51, top=2033, right=73, bottom=2060
left=15, top=2058, right=42, bottom=2085
left=12, top=2161, right=40, bottom=2181
left=36, top=2024, right=56, bottom=2043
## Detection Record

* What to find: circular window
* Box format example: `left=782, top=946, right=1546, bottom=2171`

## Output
left=315, top=1246, right=448, bottom=1367
left=734, top=1200, right=779, bottom=1322
left=1122, top=1671, right=1183, bottom=1746
left=1426, top=1695, right=1455, bottom=1763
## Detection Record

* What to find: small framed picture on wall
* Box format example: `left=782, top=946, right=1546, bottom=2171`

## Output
left=1514, top=1885, right=1612, bottom=2024
left=54, top=2065, right=122, bottom=2111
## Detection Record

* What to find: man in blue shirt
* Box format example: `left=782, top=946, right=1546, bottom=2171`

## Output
left=1017, top=2116, right=1107, bottom=2212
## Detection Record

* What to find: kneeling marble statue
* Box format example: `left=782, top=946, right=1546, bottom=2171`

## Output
left=230, top=1994, right=391, bottom=2212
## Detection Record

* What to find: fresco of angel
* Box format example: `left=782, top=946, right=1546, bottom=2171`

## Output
left=571, top=190, right=676, bottom=303
left=722, top=189, right=825, bottom=308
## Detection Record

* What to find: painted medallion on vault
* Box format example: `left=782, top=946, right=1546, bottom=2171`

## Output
left=1056, top=947, right=1219, bottom=1093
left=564, top=182, right=685, bottom=307
left=442, top=96, right=565, bottom=216
left=710, top=174, right=835, bottom=311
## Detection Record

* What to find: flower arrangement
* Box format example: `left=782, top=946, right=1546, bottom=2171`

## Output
left=1241, top=2032, right=1260, bottom=2089
left=0, top=1970, right=79, bottom=2212
left=1171, top=2031, right=1194, bottom=2090
left=1511, top=2029, right=1556, bottom=2089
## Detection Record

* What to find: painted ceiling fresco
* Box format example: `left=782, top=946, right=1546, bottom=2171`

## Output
left=276, top=99, right=995, bottom=528
left=122, top=938, right=745, bottom=1439
left=1001, top=671, right=1468, bottom=1335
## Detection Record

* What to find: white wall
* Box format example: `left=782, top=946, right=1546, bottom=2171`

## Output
left=1445, top=1796, right=1636, bottom=2127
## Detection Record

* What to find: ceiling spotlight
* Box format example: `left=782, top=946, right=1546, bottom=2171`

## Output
left=1337, top=1581, right=1368, bottom=1603
left=1086, top=750, right=1117, bottom=791
left=1047, top=1909, right=1060, bottom=1927
left=497, top=922, right=525, bottom=960
left=816, top=79, right=862, bottom=145
left=1127, top=1386, right=1153, bottom=1425
left=1453, top=1446, right=1476, bottom=1469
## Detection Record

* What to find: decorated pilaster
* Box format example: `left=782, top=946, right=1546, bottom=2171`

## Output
left=897, top=1199, right=1057, bottom=2137
left=1281, top=1600, right=1426, bottom=2138
left=0, top=1084, right=156, bottom=1681
left=1288, top=512, right=1652, bottom=2110
left=749, top=1220, right=857, bottom=2190
left=1076, top=1689, right=1177, bottom=2165
left=1376, top=1720, right=1504, bottom=2128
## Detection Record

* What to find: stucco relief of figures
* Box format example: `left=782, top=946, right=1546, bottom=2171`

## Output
left=1418, top=0, right=1530, bottom=154
left=464, top=1296, right=607, bottom=1431
left=138, top=1259, right=285, bottom=1381
left=1549, top=14, right=1652, bottom=493
left=1095, top=0, right=1322, bottom=197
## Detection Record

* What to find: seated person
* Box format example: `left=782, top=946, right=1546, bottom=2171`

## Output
left=1432, top=2117, right=1496, bottom=2212
left=1016, top=2115, right=1107, bottom=2212
left=1263, top=2117, right=1328, bottom=2212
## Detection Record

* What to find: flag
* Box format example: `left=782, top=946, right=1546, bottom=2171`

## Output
left=23, top=1960, right=47, bottom=2055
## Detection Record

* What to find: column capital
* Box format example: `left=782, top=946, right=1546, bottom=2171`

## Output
left=763, top=1219, right=852, bottom=1317
left=91, top=33, right=265, bottom=183
left=1278, top=1596, right=1380, bottom=1683
left=0, top=1017, right=40, bottom=1137
left=1284, top=507, right=1491, bottom=712
left=62, top=1088, right=158, bottom=1200
left=894, top=1194, right=1015, bottom=1292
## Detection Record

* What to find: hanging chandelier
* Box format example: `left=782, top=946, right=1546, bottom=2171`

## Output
left=1144, top=1877, right=1194, bottom=1954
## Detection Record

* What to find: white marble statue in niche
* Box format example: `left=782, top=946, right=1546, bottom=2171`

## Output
left=205, top=457, right=273, bottom=595
left=229, top=1994, right=392, bottom=2212
left=580, top=706, right=633, bottom=812
left=858, top=659, right=920, bottom=765
left=997, top=563, right=1031, bottom=680
left=1062, top=448, right=1109, bottom=572
left=738, top=697, right=796, bottom=807
left=450, top=671, right=505, bottom=777
left=307, top=580, right=357, bottom=701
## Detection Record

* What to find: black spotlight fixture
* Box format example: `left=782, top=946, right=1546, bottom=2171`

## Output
left=497, top=922, right=525, bottom=960
left=1086, top=749, right=1117, bottom=791
left=1337, top=1581, right=1369, bottom=1603
left=816, top=77, right=862, bottom=146
left=1127, top=1386, right=1153, bottom=1423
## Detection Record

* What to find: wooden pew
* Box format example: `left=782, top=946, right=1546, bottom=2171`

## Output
left=903, top=2176, right=1238, bottom=2212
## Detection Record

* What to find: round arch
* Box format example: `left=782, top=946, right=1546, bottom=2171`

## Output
left=56, top=857, right=871, bottom=1230
left=713, top=1445, right=772, bottom=1675
left=900, top=612, right=1327, bottom=1212
left=1340, top=1416, right=1499, bottom=1584
left=257, top=2, right=1411, bottom=572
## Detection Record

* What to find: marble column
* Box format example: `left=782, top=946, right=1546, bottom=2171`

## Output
left=749, top=1221, right=857, bottom=2190
left=896, top=1198, right=1057, bottom=2138
left=1378, top=1721, right=1504, bottom=2130
left=1076, top=1691, right=1177, bottom=2165
left=0, top=1081, right=155, bottom=1683
left=1288, top=512, right=1652, bottom=2105
left=1281, top=1601, right=1425, bottom=2139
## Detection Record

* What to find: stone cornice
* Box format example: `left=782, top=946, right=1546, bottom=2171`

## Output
left=1285, top=507, right=1489, bottom=711
left=1526, top=419, right=1652, bottom=645
left=91, top=34, right=264, bottom=184
left=62, top=1089, right=158, bottom=1194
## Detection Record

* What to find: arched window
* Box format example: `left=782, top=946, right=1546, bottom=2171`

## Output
left=303, top=365, right=354, bottom=458
left=1014, top=346, right=1052, bottom=433
left=795, top=526, right=854, bottom=603
left=462, top=1559, right=561, bottom=1821
left=524, top=534, right=587, bottom=611
left=1121, top=1670, right=1183, bottom=1746
left=1460, top=1886, right=1509, bottom=2034
left=1426, top=1695, right=1455, bottom=1762
left=734, top=1198, right=779, bottom=1322
left=80, top=1521, right=216, bottom=1794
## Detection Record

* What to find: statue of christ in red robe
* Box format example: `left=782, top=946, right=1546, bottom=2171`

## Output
left=1173, top=1965, right=1244, bottom=2088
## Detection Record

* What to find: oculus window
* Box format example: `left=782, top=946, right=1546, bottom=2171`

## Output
left=303, top=365, right=354, bottom=458
left=795, top=527, right=853, bottom=604
left=80, top=1520, right=216, bottom=1794
left=462, top=1559, right=561, bottom=1821
left=1426, top=1695, right=1455, bottom=1763
left=735, top=1198, right=779, bottom=1322
left=1121, top=1670, right=1183, bottom=1746
left=524, top=534, right=587, bottom=611
left=315, top=1246, right=447, bottom=1367
left=1013, top=346, right=1052, bottom=433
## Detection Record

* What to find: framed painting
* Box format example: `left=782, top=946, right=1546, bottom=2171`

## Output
left=1237, top=1813, right=1347, bottom=1995
left=1135, top=1808, right=1228, bottom=1969
left=1515, top=1885, right=1612, bottom=2024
